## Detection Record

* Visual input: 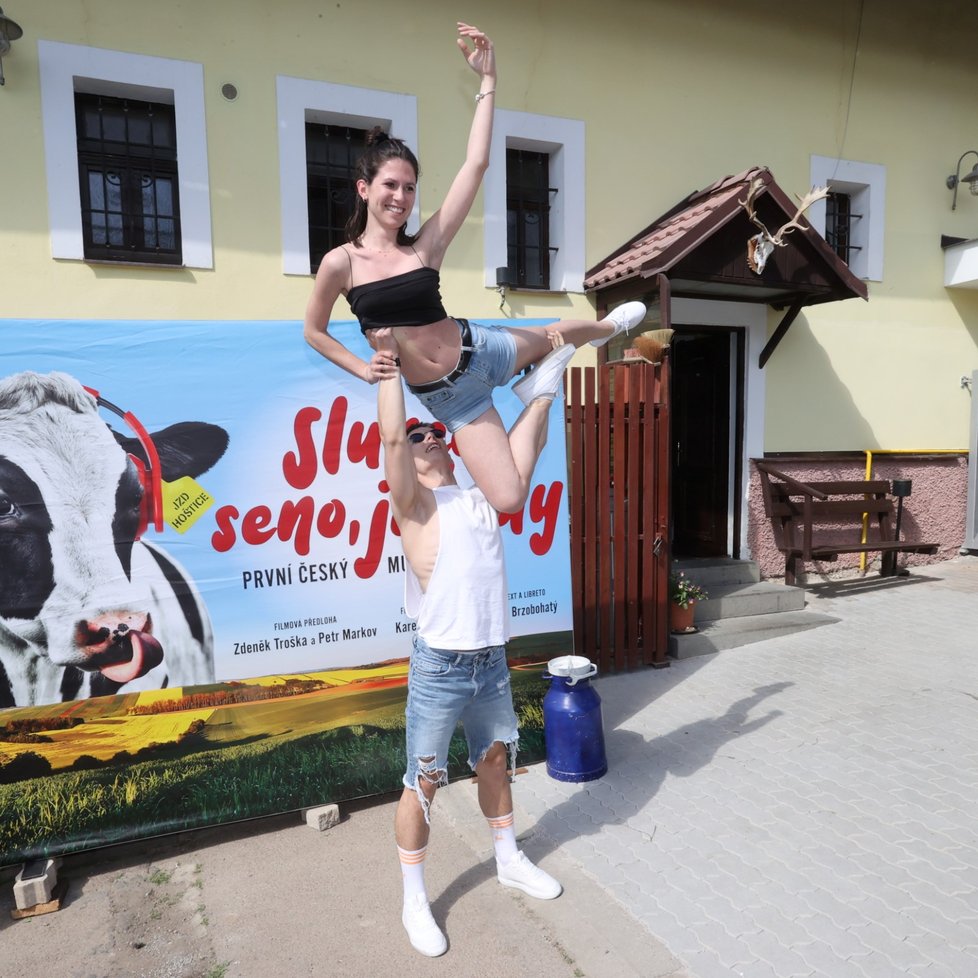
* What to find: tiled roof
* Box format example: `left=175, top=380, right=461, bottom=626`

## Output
left=585, top=166, right=768, bottom=291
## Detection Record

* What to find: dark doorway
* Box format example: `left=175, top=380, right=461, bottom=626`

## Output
left=670, top=329, right=738, bottom=557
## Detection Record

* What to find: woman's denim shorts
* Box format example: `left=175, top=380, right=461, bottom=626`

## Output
left=403, top=634, right=519, bottom=821
left=407, top=321, right=517, bottom=433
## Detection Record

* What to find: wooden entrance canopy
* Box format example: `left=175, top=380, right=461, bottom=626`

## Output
left=584, top=166, right=868, bottom=366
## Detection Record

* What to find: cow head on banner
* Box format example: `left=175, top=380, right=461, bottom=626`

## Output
left=0, top=371, right=229, bottom=707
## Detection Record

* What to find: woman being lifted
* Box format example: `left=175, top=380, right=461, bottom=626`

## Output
left=304, top=22, right=645, bottom=513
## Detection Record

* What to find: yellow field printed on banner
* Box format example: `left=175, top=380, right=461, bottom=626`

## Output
left=161, top=477, right=214, bottom=534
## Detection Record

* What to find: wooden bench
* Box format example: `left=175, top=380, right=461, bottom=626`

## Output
left=753, top=460, right=939, bottom=585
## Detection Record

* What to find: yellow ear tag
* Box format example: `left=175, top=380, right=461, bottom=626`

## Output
left=160, top=477, right=216, bottom=534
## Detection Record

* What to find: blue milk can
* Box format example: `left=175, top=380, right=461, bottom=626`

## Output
left=543, top=656, right=608, bottom=783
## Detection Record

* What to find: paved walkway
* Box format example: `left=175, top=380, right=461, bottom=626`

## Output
left=4, top=558, right=977, bottom=977
left=498, top=557, right=978, bottom=978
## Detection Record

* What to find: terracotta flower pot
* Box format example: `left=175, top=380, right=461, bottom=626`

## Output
left=669, top=600, right=697, bottom=634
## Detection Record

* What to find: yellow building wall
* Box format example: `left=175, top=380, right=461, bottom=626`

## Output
left=3, top=0, right=978, bottom=449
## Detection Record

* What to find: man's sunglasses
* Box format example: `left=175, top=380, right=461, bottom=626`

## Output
left=408, top=428, right=447, bottom=444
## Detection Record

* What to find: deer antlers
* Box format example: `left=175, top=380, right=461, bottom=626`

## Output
left=739, top=177, right=829, bottom=274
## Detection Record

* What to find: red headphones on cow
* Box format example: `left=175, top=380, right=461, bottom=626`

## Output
left=84, top=387, right=164, bottom=538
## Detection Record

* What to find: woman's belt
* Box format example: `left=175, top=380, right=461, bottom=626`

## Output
left=407, top=319, right=472, bottom=393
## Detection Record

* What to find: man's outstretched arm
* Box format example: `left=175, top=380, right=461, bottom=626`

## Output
left=375, top=329, right=419, bottom=522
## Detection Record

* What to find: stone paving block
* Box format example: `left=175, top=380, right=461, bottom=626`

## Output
left=792, top=915, right=871, bottom=957
left=681, top=947, right=758, bottom=978
left=914, top=930, right=978, bottom=971
left=846, top=847, right=919, bottom=889
left=796, top=887, right=866, bottom=929
left=697, top=893, right=764, bottom=936
left=849, top=889, right=925, bottom=937
left=849, top=919, right=929, bottom=960
left=707, top=847, right=774, bottom=887
left=699, top=869, right=769, bottom=909
left=848, top=951, right=927, bottom=978
left=794, top=939, right=860, bottom=977
left=728, top=957, right=784, bottom=978
left=744, top=857, right=817, bottom=897
left=689, top=919, right=755, bottom=965
left=899, top=855, right=976, bottom=895
left=741, top=930, right=817, bottom=977
left=906, top=963, right=956, bottom=978
left=898, top=880, right=977, bottom=921
left=605, top=877, right=653, bottom=908
left=795, top=862, right=876, bottom=904
left=847, top=817, right=917, bottom=849
left=634, top=899, right=690, bottom=930
left=647, top=884, right=711, bottom=928
left=745, top=905, right=818, bottom=947
left=588, top=830, right=643, bottom=868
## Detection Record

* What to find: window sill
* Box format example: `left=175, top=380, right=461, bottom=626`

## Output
left=495, top=286, right=569, bottom=296
left=63, top=258, right=188, bottom=271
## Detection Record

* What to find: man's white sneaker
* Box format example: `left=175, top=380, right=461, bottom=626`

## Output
left=496, top=851, right=563, bottom=900
left=402, top=893, right=448, bottom=957
left=590, top=301, right=647, bottom=347
left=511, top=343, right=577, bottom=406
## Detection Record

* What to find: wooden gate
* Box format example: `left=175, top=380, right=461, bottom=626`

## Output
left=565, top=358, right=670, bottom=672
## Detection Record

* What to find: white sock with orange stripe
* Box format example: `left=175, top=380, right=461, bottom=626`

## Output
left=487, top=812, right=518, bottom=865
left=397, top=845, right=428, bottom=903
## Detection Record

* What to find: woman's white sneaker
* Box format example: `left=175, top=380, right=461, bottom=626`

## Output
left=402, top=893, right=448, bottom=957
left=590, top=301, right=647, bottom=347
left=496, top=850, right=563, bottom=900
left=511, top=343, right=577, bottom=406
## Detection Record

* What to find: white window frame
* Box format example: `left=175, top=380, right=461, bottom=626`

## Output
left=484, top=110, right=585, bottom=293
left=809, top=155, right=885, bottom=282
left=277, top=77, right=418, bottom=276
left=38, top=40, right=212, bottom=269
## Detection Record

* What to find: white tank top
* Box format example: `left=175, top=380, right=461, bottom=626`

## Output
left=404, top=485, right=510, bottom=650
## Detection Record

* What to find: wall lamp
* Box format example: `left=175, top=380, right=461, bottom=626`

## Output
left=495, top=266, right=510, bottom=311
left=947, top=150, right=978, bottom=210
left=0, top=7, right=22, bottom=87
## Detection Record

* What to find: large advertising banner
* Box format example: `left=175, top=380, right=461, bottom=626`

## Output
left=0, top=319, right=572, bottom=865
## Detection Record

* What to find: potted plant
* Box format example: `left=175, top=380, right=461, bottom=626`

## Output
left=669, top=572, right=708, bottom=634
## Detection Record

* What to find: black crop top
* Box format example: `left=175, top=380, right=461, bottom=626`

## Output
left=347, top=267, right=448, bottom=333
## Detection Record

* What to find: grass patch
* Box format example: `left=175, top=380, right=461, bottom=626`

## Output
left=1, top=668, right=548, bottom=865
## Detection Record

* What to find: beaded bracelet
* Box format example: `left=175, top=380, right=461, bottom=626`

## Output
left=475, top=89, right=495, bottom=102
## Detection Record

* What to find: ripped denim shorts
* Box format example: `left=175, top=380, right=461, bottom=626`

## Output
left=407, top=321, right=518, bottom=433
left=402, top=634, right=519, bottom=821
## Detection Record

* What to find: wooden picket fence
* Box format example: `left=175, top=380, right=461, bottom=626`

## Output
left=565, top=358, right=671, bottom=672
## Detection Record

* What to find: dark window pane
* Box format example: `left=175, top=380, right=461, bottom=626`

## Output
left=127, top=113, right=151, bottom=146
left=154, top=177, right=174, bottom=217
left=151, top=111, right=176, bottom=150
left=156, top=218, right=175, bottom=250
left=75, top=92, right=182, bottom=264
left=80, top=104, right=102, bottom=141
left=101, top=107, right=126, bottom=144
left=107, top=211, right=124, bottom=246
left=505, top=148, right=555, bottom=289
left=825, top=191, right=860, bottom=265
left=306, top=123, right=368, bottom=271
left=88, top=171, right=105, bottom=211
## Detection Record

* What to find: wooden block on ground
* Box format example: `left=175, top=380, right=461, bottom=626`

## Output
left=10, top=879, right=68, bottom=920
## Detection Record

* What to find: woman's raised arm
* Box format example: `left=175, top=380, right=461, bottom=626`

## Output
left=417, top=22, right=497, bottom=266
